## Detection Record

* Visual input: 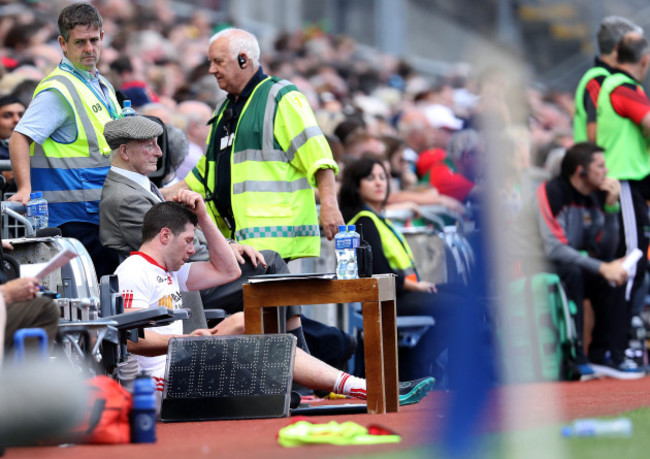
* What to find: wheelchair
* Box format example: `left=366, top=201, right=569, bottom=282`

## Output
left=1, top=201, right=189, bottom=377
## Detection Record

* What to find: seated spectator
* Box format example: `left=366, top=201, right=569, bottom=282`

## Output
left=0, top=239, right=59, bottom=357
left=342, top=131, right=385, bottom=162
left=118, top=194, right=435, bottom=409
left=508, top=142, right=643, bottom=379
left=0, top=95, right=25, bottom=160
left=333, top=116, right=366, bottom=145
left=381, top=135, right=418, bottom=192
left=339, top=156, right=466, bottom=379
left=109, top=55, right=159, bottom=109
left=416, top=129, right=483, bottom=203
left=415, top=104, right=463, bottom=183
left=0, top=95, right=25, bottom=193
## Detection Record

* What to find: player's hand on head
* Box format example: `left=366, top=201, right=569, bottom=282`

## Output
left=174, top=190, right=207, bottom=217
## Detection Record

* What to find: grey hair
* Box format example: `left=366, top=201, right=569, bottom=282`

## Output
left=208, top=28, right=260, bottom=67
left=447, top=129, right=481, bottom=162
left=597, top=16, right=643, bottom=55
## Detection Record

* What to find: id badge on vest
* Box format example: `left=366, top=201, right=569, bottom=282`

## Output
left=220, top=133, right=234, bottom=150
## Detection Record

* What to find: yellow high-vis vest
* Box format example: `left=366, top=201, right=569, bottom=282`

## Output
left=187, top=76, right=337, bottom=260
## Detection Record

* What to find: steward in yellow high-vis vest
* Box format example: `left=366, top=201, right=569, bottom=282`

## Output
left=180, top=29, right=343, bottom=260
left=10, top=2, right=123, bottom=279
left=28, top=64, right=120, bottom=227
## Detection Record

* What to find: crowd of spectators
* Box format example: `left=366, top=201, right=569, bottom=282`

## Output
left=0, top=0, right=577, bottom=226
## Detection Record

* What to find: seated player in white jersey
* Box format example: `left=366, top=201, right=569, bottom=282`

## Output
left=116, top=190, right=435, bottom=407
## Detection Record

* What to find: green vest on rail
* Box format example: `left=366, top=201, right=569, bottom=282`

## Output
left=186, top=76, right=336, bottom=259
left=573, top=66, right=611, bottom=143
left=348, top=210, right=419, bottom=280
left=597, top=72, right=650, bottom=180
left=29, top=65, right=120, bottom=227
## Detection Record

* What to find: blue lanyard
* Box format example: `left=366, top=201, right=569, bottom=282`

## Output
left=59, top=62, right=119, bottom=120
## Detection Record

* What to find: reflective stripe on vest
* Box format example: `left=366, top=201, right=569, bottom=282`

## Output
left=41, top=188, right=103, bottom=204
left=235, top=224, right=320, bottom=240
left=233, top=177, right=311, bottom=194
left=348, top=210, right=418, bottom=278
left=263, top=79, right=293, bottom=150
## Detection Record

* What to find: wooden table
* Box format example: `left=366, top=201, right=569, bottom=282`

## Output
left=243, top=273, right=399, bottom=414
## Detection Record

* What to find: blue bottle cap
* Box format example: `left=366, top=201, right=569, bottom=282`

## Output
left=29, top=191, right=43, bottom=199
left=348, top=225, right=356, bottom=232
left=338, top=225, right=347, bottom=231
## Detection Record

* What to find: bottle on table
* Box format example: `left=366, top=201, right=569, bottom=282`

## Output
left=335, top=225, right=359, bottom=279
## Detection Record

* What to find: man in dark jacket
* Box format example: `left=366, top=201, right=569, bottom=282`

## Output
left=509, top=142, right=642, bottom=379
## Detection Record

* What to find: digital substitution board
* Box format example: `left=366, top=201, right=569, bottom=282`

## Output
left=161, top=334, right=296, bottom=422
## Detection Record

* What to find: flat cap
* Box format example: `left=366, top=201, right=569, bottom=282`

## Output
left=103, top=116, right=163, bottom=150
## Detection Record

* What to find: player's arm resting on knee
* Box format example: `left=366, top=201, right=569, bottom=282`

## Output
left=174, top=190, right=241, bottom=290
left=127, top=329, right=181, bottom=357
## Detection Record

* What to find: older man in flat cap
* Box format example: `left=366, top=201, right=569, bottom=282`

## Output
left=99, top=116, right=166, bottom=256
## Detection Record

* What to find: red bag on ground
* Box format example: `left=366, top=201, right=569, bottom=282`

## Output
left=69, top=375, right=133, bottom=444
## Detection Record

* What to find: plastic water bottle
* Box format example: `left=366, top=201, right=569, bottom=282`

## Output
left=335, top=225, right=359, bottom=279
left=561, top=417, right=632, bottom=437
left=122, top=100, right=136, bottom=117
left=130, top=372, right=156, bottom=443
left=26, top=191, right=48, bottom=231
left=347, top=225, right=360, bottom=278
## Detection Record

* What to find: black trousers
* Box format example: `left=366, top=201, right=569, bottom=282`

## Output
left=553, top=263, right=628, bottom=364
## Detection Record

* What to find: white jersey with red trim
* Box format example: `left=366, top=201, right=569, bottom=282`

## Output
left=115, top=252, right=192, bottom=390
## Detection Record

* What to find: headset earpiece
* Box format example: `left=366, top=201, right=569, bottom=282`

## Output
left=580, top=167, right=587, bottom=177
left=238, top=54, right=246, bottom=69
